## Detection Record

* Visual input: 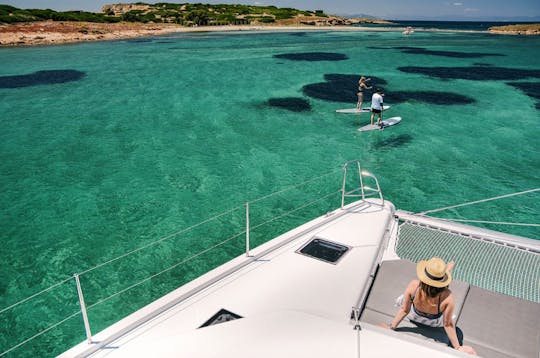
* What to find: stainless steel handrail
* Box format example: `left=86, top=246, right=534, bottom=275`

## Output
left=341, top=159, right=384, bottom=208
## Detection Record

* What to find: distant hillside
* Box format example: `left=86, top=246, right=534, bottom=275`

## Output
left=0, top=4, right=120, bottom=23
left=0, top=3, right=342, bottom=26
left=339, top=13, right=376, bottom=19
left=101, top=3, right=330, bottom=25
left=346, top=17, right=394, bottom=25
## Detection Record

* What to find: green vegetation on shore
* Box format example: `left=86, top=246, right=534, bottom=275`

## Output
left=0, top=5, right=120, bottom=23
left=0, top=3, right=328, bottom=26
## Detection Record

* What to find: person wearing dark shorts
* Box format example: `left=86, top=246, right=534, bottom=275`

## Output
left=370, top=88, right=384, bottom=126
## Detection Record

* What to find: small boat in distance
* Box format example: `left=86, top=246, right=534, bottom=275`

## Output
left=403, top=26, right=415, bottom=35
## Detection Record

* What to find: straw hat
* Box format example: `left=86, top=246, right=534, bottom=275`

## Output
left=416, top=257, right=452, bottom=288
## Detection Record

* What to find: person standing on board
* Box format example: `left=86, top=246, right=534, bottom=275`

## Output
left=357, top=76, right=372, bottom=109
left=383, top=257, right=477, bottom=355
left=370, top=88, right=384, bottom=126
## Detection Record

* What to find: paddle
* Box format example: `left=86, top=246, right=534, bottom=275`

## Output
left=379, top=102, right=384, bottom=129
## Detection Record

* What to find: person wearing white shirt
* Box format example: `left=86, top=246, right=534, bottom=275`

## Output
left=370, top=88, right=385, bottom=126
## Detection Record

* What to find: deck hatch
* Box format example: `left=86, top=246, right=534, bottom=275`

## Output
left=199, top=308, right=243, bottom=328
left=297, top=237, right=350, bottom=264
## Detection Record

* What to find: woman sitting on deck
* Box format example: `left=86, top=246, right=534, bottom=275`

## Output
left=384, top=257, right=477, bottom=355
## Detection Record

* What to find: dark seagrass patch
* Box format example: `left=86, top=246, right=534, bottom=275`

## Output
left=390, top=91, right=475, bottom=105
left=507, top=82, right=540, bottom=109
left=289, top=32, right=308, bottom=37
left=398, top=66, right=540, bottom=81
left=267, top=97, right=311, bottom=112
left=394, top=46, right=505, bottom=58
left=302, top=74, right=387, bottom=103
left=273, top=52, right=348, bottom=61
left=0, top=70, right=86, bottom=88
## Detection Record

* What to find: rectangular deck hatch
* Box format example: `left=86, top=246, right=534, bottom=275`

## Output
left=297, top=238, right=350, bottom=264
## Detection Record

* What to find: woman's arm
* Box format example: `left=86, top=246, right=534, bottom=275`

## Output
left=442, top=297, right=460, bottom=348
left=442, top=295, right=477, bottom=355
left=388, top=280, right=416, bottom=329
left=359, top=83, right=373, bottom=90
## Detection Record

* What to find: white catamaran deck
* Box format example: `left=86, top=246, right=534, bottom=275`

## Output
left=63, top=199, right=409, bottom=357
left=56, top=161, right=540, bottom=358
left=5, top=161, right=536, bottom=358
left=64, top=196, right=507, bottom=358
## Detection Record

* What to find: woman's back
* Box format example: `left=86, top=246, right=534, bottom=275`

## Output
left=409, top=279, right=452, bottom=317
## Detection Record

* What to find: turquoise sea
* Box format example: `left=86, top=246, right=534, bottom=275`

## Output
left=1, top=28, right=539, bottom=356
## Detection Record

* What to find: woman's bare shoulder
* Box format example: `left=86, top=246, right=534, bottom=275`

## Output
left=441, top=287, right=454, bottom=302
left=405, top=279, right=420, bottom=291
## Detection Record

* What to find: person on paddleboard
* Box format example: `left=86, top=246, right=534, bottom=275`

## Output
left=357, top=76, right=372, bottom=109
left=370, top=88, right=385, bottom=127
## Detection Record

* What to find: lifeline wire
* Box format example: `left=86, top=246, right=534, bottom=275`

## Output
left=417, top=188, right=540, bottom=216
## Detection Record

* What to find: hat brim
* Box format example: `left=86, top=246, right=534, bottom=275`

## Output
left=416, top=260, right=452, bottom=288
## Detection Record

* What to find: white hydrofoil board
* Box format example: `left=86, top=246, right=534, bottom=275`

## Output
left=336, top=105, right=390, bottom=114
left=358, top=116, right=402, bottom=132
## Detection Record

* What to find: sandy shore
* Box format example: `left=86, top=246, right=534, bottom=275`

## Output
left=1, top=20, right=535, bottom=47
left=0, top=21, right=377, bottom=46
left=0, top=21, right=408, bottom=46
left=0, top=21, right=198, bottom=46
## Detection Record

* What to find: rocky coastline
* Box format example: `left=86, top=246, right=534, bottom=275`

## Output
left=0, top=21, right=190, bottom=46
left=488, top=23, right=540, bottom=35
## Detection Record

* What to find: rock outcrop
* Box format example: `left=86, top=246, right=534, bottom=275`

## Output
left=102, top=3, right=153, bottom=16
left=488, top=24, right=540, bottom=35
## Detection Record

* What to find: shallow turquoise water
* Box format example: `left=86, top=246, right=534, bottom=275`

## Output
left=0, top=30, right=539, bottom=356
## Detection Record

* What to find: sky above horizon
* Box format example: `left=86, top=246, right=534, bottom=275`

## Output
left=2, top=0, right=539, bottom=20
